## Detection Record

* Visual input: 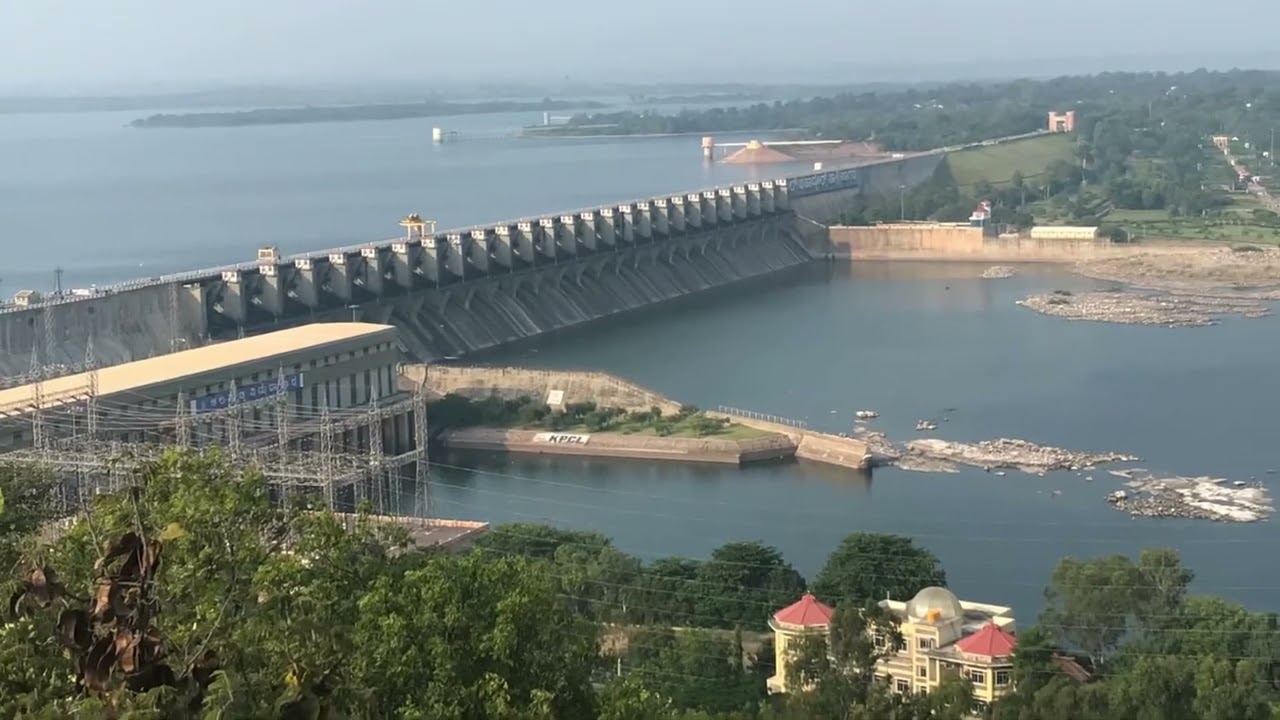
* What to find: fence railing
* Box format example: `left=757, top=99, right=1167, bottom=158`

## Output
left=716, top=405, right=807, bottom=429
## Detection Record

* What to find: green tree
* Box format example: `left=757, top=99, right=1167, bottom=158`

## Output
left=0, top=464, right=57, bottom=574
left=475, top=522, right=611, bottom=561
left=811, top=533, right=946, bottom=605
left=597, top=675, right=675, bottom=720
left=0, top=452, right=606, bottom=718
left=1039, top=549, right=1194, bottom=666
left=693, top=542, right=806, bottom=630
left=622, top=628, right=763, bottom=715
left=351, top=552, right=599, bottom=719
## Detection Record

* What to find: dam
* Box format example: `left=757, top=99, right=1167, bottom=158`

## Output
left=0, top=153, right=942, bottom=377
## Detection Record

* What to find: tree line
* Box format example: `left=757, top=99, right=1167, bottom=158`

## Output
left=549, top=68, right=1280, bottom=235
left=428, top=394, right=732, bottom=437
left=1, top=452, right=1276, bottom=718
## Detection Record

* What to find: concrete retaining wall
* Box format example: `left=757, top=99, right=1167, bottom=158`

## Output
left=706, top=411, right=871, bottom=471
left=441, top=427, right=796, bottom=465
left=402, top=365, right=683, bottom=414
left=418, top=367, right=873, bottom=470
left=829, top=224, right=1144, bottom=263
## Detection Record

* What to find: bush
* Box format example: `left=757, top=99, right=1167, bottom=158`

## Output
left=583, top=410, right=615, bottom=432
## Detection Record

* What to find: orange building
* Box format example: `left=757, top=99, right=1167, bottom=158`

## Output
left=1047, top=111, right=1076, bottom=133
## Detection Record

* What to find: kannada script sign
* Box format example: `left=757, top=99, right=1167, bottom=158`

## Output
left=192, top=373, right=305, bottom=414
left=786, top=167, right=862, bottom=198
left=533, top=432, right=591, bottom=446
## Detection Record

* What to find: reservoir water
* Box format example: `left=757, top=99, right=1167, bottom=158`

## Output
left=3, top=108, right=1277, bottom=623
left=440, top=262, right=1280, bottom=621
left=0, top=102, right=800, bottom=291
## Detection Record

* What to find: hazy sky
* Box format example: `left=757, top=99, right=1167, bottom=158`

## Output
left=3, top=0, right=1280, bottom=92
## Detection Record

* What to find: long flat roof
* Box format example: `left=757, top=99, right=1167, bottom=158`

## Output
left=0, top=322, right=396, bottom=414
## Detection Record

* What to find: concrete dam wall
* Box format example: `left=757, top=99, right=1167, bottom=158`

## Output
left=0, top=155, right=939, bottom=377
left=829, top=224, right=1137, bottom=262
left=385, top=216, right=812, bottom=359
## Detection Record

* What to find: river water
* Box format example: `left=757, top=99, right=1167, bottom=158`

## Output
left=4, top=107, right=1277, bottom=623
left=440, top=262, right=1280, bottom=621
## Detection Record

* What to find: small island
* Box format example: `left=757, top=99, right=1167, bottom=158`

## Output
left=129, top=98, right=608, bottom=129
left=432, top=394, right=794, bottom=465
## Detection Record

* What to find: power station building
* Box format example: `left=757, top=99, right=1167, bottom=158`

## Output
left=0, top=322, right=413, bottom=454
left=0, top=321, right=490, bottom=548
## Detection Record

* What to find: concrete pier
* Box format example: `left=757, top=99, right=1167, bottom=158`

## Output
left=0, top=154, right=941, bottom=376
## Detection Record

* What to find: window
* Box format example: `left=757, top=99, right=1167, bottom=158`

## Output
left=917, top=665, right=928, bottom=679
left=995, top=670, right=1012, bottom=686
left=917, top=637, right=935, bottom=650
left=873, top=633, right=887, bottom=649
left=967, top=670, right=986, bottom=685
left=895, top=679, right=910, bottom=694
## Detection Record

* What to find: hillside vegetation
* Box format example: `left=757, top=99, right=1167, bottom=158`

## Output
left=945, top=133, right=1076, bottom=189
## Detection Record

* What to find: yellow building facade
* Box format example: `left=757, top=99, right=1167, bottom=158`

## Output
left=766, top=593, right=835, bottom=695
left=768, top=586, right=1017, bottom=714
left=876, top=586, right=1017, bottom=713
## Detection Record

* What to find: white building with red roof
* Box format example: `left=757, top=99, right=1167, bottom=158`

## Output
left=766, top=585, right=1019, bottom=712
left=765, top=593, right=835, bottom=694
left=877, top=586, right=1017, bottom=714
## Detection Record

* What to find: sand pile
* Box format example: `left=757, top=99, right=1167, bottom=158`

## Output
left=722, top=142, right=796, bottom=165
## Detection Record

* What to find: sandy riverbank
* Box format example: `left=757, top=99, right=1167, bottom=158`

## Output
left=1019, top=245, right=1280, bottom=326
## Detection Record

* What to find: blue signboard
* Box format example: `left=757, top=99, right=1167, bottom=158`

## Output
left=787, top=168, right=861, bottom=198
left=192, top=373, right=304, bottom=414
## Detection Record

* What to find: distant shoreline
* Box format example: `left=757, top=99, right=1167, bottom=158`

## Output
left=129, top=99, right=608, bottom=129
left=519, top=127, right=809, bottom=140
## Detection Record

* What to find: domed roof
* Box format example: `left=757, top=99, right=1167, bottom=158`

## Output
left=906, top=586, right=963, bottom=623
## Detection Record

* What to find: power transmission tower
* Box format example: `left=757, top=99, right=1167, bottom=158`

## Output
left=275, top=366, right=290, bottom=509
left=227, top=379, right=241, bottom=456
left=413, top=381, right=430, bottom=519
left=275, top=366, right=290, bottom=456
left=42, top=308, right=55, bottom=377
left=169, top=282, right=181, bottom=353
left=29, top=344, right=44, bottom=458
left=175, top=390, right=190, bottom=448
left=320, top=385, right=336, bottom=510
left=368, top=387, right=385, bottom=515
left=85, top=331, right=98, bottom=440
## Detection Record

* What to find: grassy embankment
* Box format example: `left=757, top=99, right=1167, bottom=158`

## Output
left=944, top=133, right=1076, bottom=188
left=430, top=394, right=770, bottom=440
